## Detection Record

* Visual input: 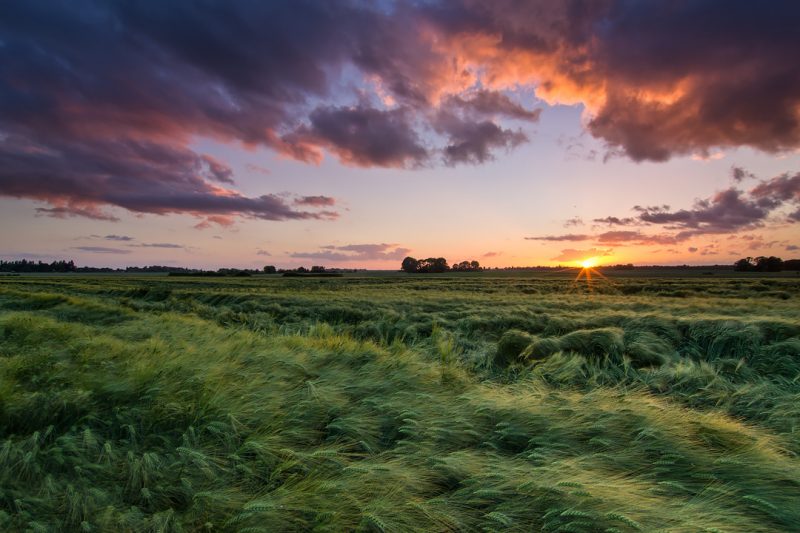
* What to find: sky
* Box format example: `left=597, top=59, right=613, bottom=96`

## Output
left=1, top=0, right=799, bottom=269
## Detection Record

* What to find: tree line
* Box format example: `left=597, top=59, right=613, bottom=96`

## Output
left=0, top=259, right=77, bottom=272
left=733, top=256, right=800, bottom=272
left=401, top=257, right=482, bottom=273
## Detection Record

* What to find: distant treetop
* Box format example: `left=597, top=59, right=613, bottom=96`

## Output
left=401, top=257, right=481, bottom=273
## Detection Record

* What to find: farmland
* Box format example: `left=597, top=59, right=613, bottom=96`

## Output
left=1, top=272, right=799, bottom=532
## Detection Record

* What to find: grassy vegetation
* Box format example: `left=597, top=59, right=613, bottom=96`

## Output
left=1, top=272, right=799, bottom=532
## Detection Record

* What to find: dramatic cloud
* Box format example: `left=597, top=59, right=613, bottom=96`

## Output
left=551, top=248, right=612, bottom=263
left=290, top=243, right=411, bottom=263
left=420, top=1, right=800, bottom=161
left=433, top=111, right=527, bottom=165
left=2, top=0, right=799, bottom=227
left=0, top=133, right=338, bottom=224
left=285, top=105, right=429, bottom=167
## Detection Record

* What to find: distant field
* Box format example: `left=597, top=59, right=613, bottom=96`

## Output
left=1, top=273, right=799, bottom=532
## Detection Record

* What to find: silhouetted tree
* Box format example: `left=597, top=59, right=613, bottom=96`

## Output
left=783, top=259, right=800, bottom=271
left=401, top=256, right=419, bottom=273
left=451, top=260, right=481, bottom=271
left=734, top=258, right=754, bottom=271
left=734, top=256, right=783, bottom=272
left=416, top=257, right=449, bottom=273
left=756, top=256, right=783, bottom=272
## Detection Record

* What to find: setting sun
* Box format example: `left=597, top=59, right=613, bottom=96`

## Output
left=581, top=257, right=599, bottom=269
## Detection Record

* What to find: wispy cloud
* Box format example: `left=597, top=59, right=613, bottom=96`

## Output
left=72, top=246, right=132, bottom=254
left=130, top=243, right=184, bottom=249
left=531, top=171, right=800, bottom=247
left=290, top=243, right=410, bottom=263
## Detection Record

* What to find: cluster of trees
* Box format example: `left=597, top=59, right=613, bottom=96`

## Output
left=0, top=259, right=77, bottom=272
left=401, top=257, right=482, bottom=273
left=452, top=260, right=482, bottom=271
left=733, top=256, right=799, bottom=272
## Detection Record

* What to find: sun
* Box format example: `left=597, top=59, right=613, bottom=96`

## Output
left=580, top=257, right=598, bottom=269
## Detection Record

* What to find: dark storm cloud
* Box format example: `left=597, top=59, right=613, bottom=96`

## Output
left=285, top=105, right=429, bottom=167
left=434, top=112, right=527, bottom=165
left=420, top=0, right=800, bottom=161
left=582, top=1, right=800, bottom=161
left=2, top=0, right=799, bottom=224
left=0, top=134, right=337, bottom=223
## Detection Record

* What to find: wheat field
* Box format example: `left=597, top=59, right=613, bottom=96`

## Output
left=1, top=273, right=799, bottom=532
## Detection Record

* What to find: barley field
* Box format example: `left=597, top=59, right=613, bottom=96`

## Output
left=1, top=273, right=799, bottom=532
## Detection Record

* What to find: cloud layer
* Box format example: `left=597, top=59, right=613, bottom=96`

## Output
left=530, top=171, right=800, bottom=248
left=2, top=1, right=799, bottom=224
